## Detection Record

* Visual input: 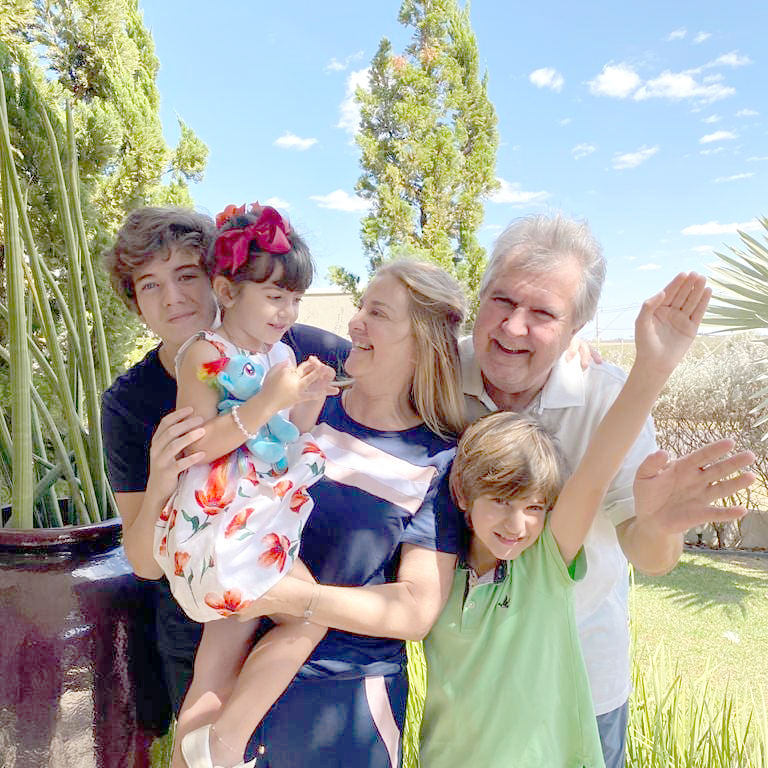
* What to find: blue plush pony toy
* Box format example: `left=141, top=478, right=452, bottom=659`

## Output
left=214, top=355, right=300, bottom=473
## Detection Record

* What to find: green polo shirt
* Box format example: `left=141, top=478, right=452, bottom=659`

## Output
left=421, top=525, right=605, bottom=768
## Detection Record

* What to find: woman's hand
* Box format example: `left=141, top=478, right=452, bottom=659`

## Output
left=235, top=571, right=309, bottom=621
left=145, top=406, right=206, bottom=508
left=565, top=337, right=602, bottom=369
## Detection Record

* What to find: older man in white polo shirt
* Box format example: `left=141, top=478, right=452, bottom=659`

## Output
left=462, top=213, right=693, bottom=767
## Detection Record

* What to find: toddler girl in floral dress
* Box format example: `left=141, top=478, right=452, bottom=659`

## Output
left=153, top=204, right=336, bottom=768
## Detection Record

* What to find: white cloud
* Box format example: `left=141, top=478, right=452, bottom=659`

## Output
left=700, top=147, right=725, bottom=155
left=693, top=32, right=711, bottom=44
left=666, top=28, right=687, bottom=41
left=325, top=51, right=365, bottom=73
left=714, top=172, right=755, bottom=183
left=611, top=145, right=658, bottom=170
left=588, top=63, right=641, bottom=98
left=529, top=67, right=564, bottom=92
left=337, top=68, right=370, bottom=134
left=691, top=245, right=715, bottom=254
left=638, top=263, right=662, bottom=270
left=699, top=130, right=737, bottom=143
left=589, top=59, right=738, bottom=104
left=707, top=51, right=751, bottom=68
left=559, top=117, right=572, bottom=126
left=262, top=197, right=291, bottom=210
left=273, top=132, right=318, bottom=151
left=572, top=143, right=596, bottom=159
left=747, top=155, right=768, bottom=162
left=736, top=108, right=759, bottom=117
left=703, top=114, right=721, bottom=123
left=633, top=71, right=734, bottom=103
left=310, top=190, right=370, bottom=212
left=488, top=178, right=549, bottom=205
left=681, top=220, right=761, bottom=236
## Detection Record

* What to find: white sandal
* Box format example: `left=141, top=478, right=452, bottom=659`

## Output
left=180, top=724, right=256, bottom=768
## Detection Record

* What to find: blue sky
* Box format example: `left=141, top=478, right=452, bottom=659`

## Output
left=139, top=0, right=764, bottom=338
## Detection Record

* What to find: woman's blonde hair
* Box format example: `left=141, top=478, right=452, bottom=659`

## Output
left=373, top=260, right=467, bottom=439
left=450, top=411, right=570, bottom=516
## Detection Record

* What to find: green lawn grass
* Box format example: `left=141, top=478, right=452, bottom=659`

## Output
left=632, top=549, right=768, bottom=707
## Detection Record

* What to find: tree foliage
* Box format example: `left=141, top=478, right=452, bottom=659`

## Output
left=336, top=0, right=499, bottom=307
left=0, top=0, right=209, bottom=368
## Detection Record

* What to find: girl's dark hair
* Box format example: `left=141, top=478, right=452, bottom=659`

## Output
left=204, top=211, right=314, bottom=292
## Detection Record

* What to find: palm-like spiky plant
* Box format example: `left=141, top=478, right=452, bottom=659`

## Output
left=704, top=217, right=768, bottom=436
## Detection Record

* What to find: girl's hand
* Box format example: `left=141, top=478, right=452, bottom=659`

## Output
left=261, top=356, right=339, bottom=411
left=145, top=407, right=206, bottom=506
left=297, top=356, right=340, bottom=401
left=633, top=272, right=711, bottom=377
left=290, top=357, right=340, bottom=432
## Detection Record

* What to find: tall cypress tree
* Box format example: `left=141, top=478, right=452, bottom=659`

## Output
left=27, top=0, right=207, bottom=222
left=332, top=0, right=499, bottom=306
left=0, top=0, right=208, bottom=368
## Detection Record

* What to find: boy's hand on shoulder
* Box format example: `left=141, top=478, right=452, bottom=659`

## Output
left=632, top=440, right=756, bottom=536
left=634, top=272, right=711, bottom=377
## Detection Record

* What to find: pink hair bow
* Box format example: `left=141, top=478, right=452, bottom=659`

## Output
left=213, top=205, right=292, bottom=276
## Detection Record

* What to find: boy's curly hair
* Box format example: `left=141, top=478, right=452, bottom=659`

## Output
left=102, top=207, right=216, bottom=313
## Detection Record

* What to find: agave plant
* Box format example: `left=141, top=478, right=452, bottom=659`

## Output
left=704, top=218, right=768, bottom=437
left=0, top=65, right=116, bottom=528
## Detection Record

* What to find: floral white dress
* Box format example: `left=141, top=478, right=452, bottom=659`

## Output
left=153, top=331, right=326, bottom=622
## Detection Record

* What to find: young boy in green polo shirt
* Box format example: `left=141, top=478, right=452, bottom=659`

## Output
left=419, top=273, right=755, bottom=768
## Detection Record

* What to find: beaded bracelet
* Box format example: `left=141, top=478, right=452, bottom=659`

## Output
left=231, top=405, right=259, bottom=441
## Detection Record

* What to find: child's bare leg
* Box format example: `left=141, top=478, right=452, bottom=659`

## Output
left=171, top=618, right=258, bottom=768
left=207, top=561, right=326, bottom=767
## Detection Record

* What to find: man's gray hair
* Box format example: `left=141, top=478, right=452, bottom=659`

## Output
left=480, top=213, right=606, bottom=328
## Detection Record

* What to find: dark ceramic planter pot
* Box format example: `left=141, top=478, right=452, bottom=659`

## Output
left=0, top=519, right=169, bottom=768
